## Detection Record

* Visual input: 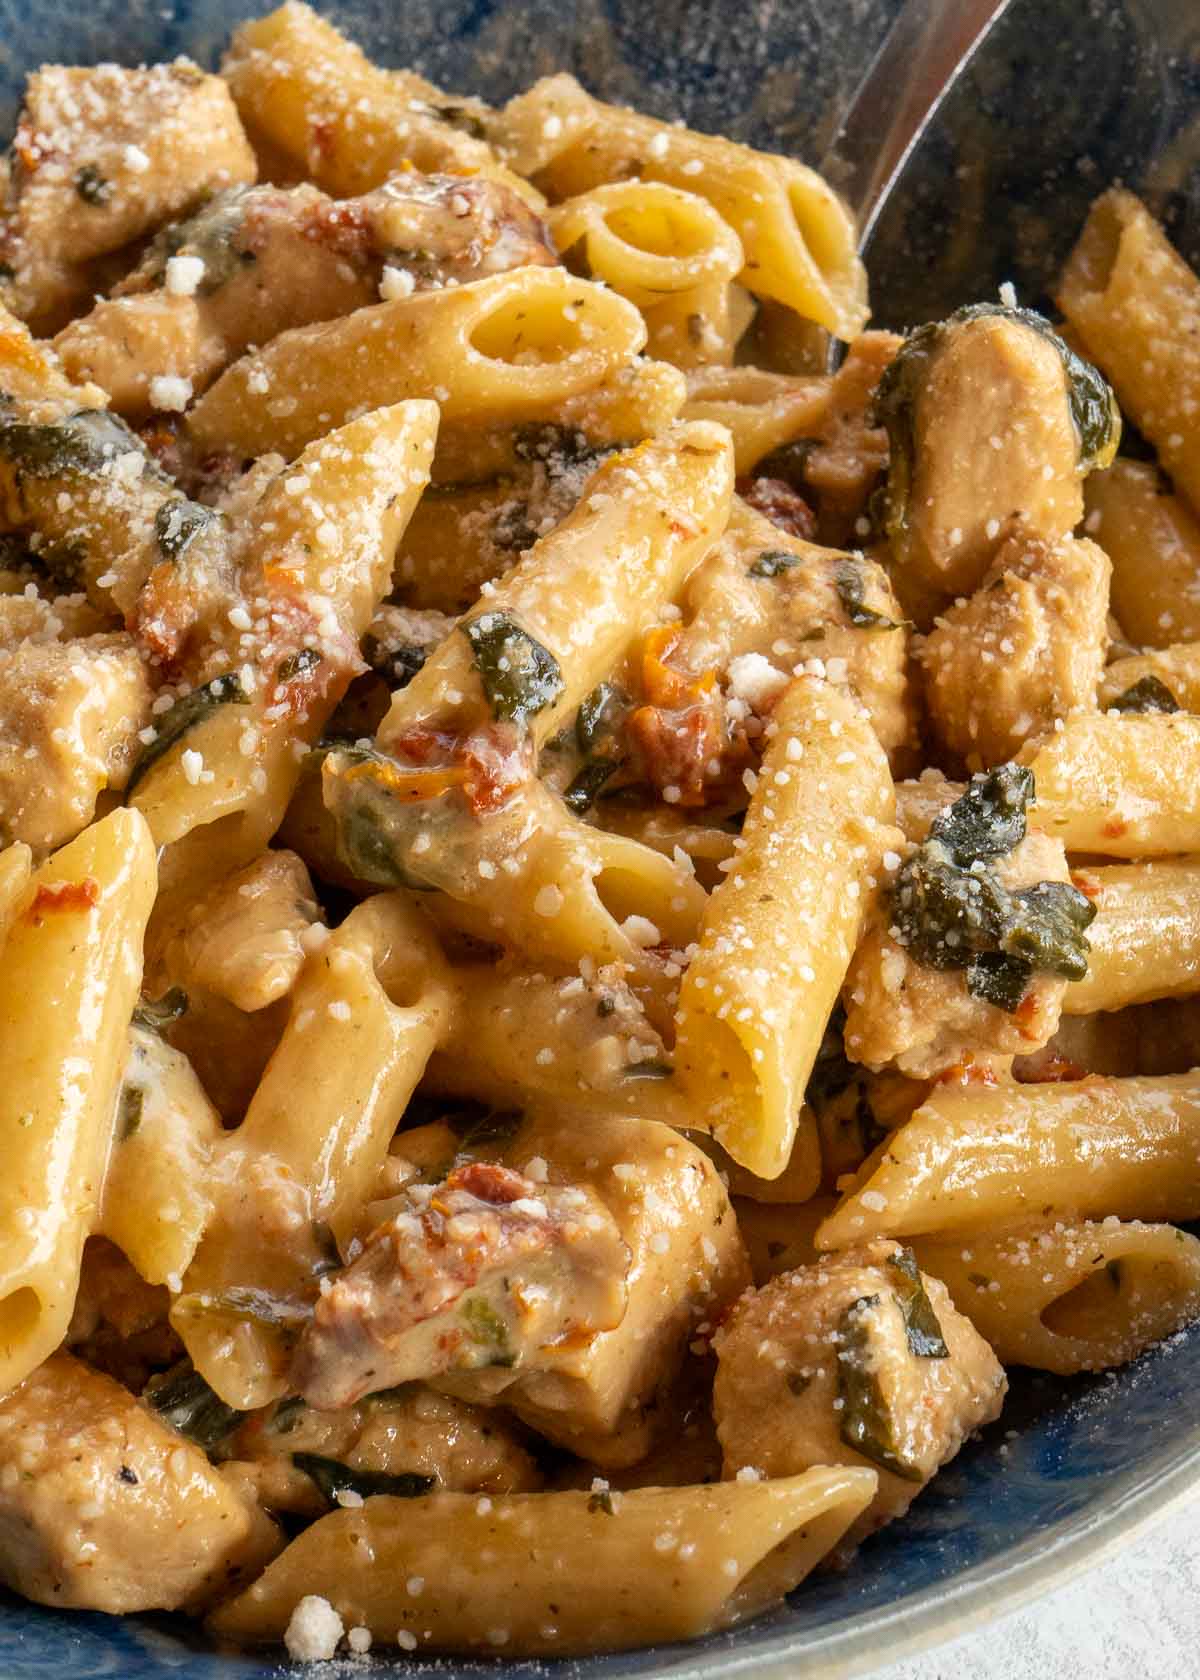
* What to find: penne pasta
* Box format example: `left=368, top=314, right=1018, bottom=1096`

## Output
left=209, top=1471, right=877, bottom=1655
left=186, top=270, right=646, bottom=461
left=173, top=893, right=456, bottom=1409
left=1020, top=712, right=1200, bottom=857
left=912, top=1218, right=1200, bottom=1375
left=516, top=78, right=868, bottom=339
left=1065, top=858, right=1200, bottom=1013
left=1058, top=188, right=1200, bottom=515
left=674, top=675, right=895, bottom=1180
left=0, top=808, right=156, bottom=1394
left=818, top=1072, right=1200, bottom=1248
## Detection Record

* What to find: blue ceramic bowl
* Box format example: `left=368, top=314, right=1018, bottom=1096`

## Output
left=2, top=0, right=1199, bottom=1673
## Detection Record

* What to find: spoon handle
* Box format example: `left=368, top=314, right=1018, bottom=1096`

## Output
left=822, top=0, right=1011, bottom=243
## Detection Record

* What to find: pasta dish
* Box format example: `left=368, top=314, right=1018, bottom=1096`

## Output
left=0, top=4, right=1198, bottom=1659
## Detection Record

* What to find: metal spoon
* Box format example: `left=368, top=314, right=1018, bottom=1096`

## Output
left=826, top=0, right=1200, bottom=329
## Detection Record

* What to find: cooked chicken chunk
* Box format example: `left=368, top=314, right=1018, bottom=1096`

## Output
left=0, top=1353, right=273, bottom=1612
left=1, top=61, right=255, bottom=331
left=922, top=526, right=1110, bottom=768
left=293, top=1116, right=750, bottom=1465
left=844, top=825, right=1077, bottom=1077
left=226, top=1385, right=542, bottom=1518
left=713, top=1241, right=1005, bottom=1542
left=54, top=171, right=554, bottom=416
left=158, top=849, right=321, bottom=1012
left=0, top=633, right=153, bottom=853
left=878, top=306, right=1117, bottom=598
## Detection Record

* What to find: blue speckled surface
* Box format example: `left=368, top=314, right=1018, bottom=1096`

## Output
left=0, top=0, right=1198, bottom=1673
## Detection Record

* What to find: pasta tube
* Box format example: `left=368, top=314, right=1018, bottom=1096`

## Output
left=1065, top=858, right=1200, bottom=1013
left=187, top=270, right=646, bottom=460
left=1084, top=460, right=1200, bottom=647
left=222, top=2, right=498, bottom=191
left=818, top=1072, right=1200, bottom=1248
left=912, top=1218, right=1200, bottom=1375
left=520, top=79, right=867, bottom=338
left=0, top=807, right=156, bottom=1395
left=209, top=1471, right=877, bottom=1655
left=674, top=675, right=895, bottom=1181
left=174, top=893, right=456, bottom=1409
left=98, top=1024, right=223, bottom=1287
left=1058, top=189, right=1200, bottom=515
left=1020, top=712, right=1200, bottom=856
left=132, top=402, right=437, bottom=882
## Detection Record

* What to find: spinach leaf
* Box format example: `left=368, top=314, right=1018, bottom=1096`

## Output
left=0, top=407, right=148, bottom=482
left=512, top=424, right=615, bottom=470
left=1110, top=674, right=1180, bottom=714
left=145, top=1360, right=245, bottom=1450
left=837, top=1295, right=924, bottom=1481
left=125, top=673, right=249, bottom=796
left=890, top=767, right=1095, bottom=1011
left=965, top=952, right=1035, bottom=1012
left=805, top=1005, right=857, bottom=1110
left=323, top=744, right=439, bottom=890
left=292, top=1453, right=435, bottom=1506
left=154, top=498, right=217, bottom=562
left=749, top=549, right=801, bottom=579
left=118, top=1084, right=145, bottom=1140
left=887, top=1247, right=949, bottom=1358
left=563, top=755, right=623, bottom=814
left=575, top=682, right=625, bottom=755
left=462, top=612, right=563, bottom=729
left=132, top=986, right=188, bottom=1034
left=834, top=559, right=909, bottom=631
left=266, top=1396, right=308, bottom=1436
left=929, top=764, right=1033, bottom=865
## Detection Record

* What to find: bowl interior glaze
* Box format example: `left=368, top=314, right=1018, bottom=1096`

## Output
left=0, top=0, right=1198, bottom=1674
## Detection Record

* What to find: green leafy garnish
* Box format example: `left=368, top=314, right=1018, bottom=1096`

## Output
left=132, top=986, right=188, bottom=1034
left=512, top=424, right=615, bottom=470
left=887, top=1247, right=949, bottom=1358
left=126, top=674, right=249, bottom=797
left=460, top=1296, right=516, bottom=1366
left=154, top=498, right=217, bottom=562
left=575, top=682, right=624, bottom=755
left=929, top=763, right=1033, bottom=865
left=873, top=303, right=1121, bottom=554
left=1110, top=674, right=1180, bottom=715
left=462, top=612, right=563, bottom=730
left=563, top=756, right=623, bottom=814
left=749, top=549, right=801, bottom=579
left=145, top=1360, right=246, bottom=1450
left=118, top=1084, right=145, bottom=1140
left=833, top=559, right=909, bottom=632
left=836, top=1295, right=924, bottom=1482
left=75, top=164, right=111, bottom=206
left=190, top=1287, right=310, bottom=1334
left=890, top=766, right=1095, bottom=1011
left=142, top=188, right=255, bottom=294
left=292, top=1453, right=435, bottom=1506
left=0, top=407, right=148, bottom=483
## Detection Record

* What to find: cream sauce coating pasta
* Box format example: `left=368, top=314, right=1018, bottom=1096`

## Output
left=0, top=2, right=1196, bottom=1661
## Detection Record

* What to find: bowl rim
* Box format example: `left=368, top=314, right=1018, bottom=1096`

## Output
left=681, top=1427, right=1200, bottom=1680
